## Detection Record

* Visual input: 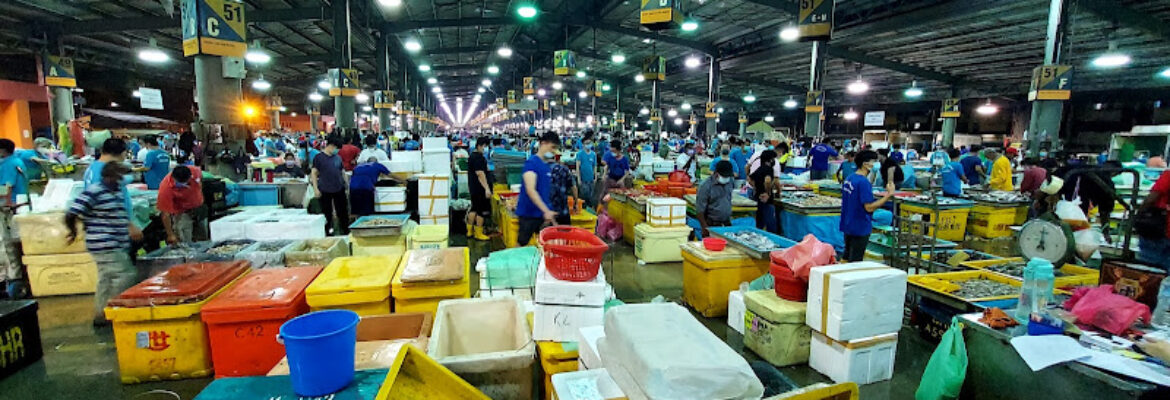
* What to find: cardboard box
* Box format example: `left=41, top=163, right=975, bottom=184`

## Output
left=727, top=290, right=746, bottom=335
left=809, top=331, right=897, bottom=385
left=533, top=303, right=604, bottom=342
left=806, top=262, right=906, bottom=341
left=267, top=313, right=431, bottom=376
left=577, top=325, right=606, bottom=370
left=535, top=265, right=608, bottom=307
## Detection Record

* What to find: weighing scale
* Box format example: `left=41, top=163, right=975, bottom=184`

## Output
left=1017, top=213, right=1076, bottom=267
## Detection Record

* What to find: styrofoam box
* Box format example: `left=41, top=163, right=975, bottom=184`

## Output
left=245, top=214, right=327, bottom=241
left=423, top=149, right=452, bottom=175
left=210, top=213, right=255, bottom=241
left=576, top=325, right=605, bottom=370
left=535, top=265, right=607, bottom=307
left=375, top=187, right=407, bottom=213
left=417, top=174, right=450, bottom=196
left=478, top=278, right=534, bottom=301
left=552, top=368, right=626, bottom=400
left=727, top=290, right=746, bottom=335
left=422, top=137, right=449, bottom=150
left=645, top=197, right=687, bottom=226
left=391, top=151, right=422, bottom=166
left=652, top=160, right=674, bottom=174
left=809, top=331, right=897, bottom=385
left=418, top=197, right=450, bottom=216
left=418, top=215, right=449, bottom=225
left=533, top=303, right=604, bottom=342
left=386, top=160, right=416, bottom=173
left=806, top=262, right=906, bottom=341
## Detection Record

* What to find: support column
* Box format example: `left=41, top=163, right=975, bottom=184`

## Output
left=739, top=111, right=747, bottom=136
left=804, top=41, right=827, bottom=139
left=651, top=80, right=662, bottom=138
left=376, top=29, right=391, bottom=133
left=941, top=88, right=958, bottom=148
left=705, top=59, right=720, bottom=138
left=310, top=108, right=321, bottom=132
left=194, top=55, right=243, bottom=125
left=269, top=108, right=280, bottom=130
left=49, top=87, right=74, bottom=125
left=332, top=0, right=355, bottom=131
left=1026, top=0, right=1070, bottom=157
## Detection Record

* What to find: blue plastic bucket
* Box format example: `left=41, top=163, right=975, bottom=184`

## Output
left=279, top=310, right=361, bottom=396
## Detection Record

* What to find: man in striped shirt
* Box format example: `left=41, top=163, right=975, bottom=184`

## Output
left=66, top=162, right=137, bottom=327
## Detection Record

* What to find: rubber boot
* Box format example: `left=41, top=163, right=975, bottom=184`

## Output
left=473, top=225, right=491, bottom=241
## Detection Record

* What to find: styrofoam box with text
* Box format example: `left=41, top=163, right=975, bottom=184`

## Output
left=533, top=303, right=604, bottom=342
left=535, top=264, right=608, bottom=307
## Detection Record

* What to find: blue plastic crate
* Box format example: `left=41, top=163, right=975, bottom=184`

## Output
left=238, top=184, right=281, bottom=206
left=708, top=226, right=798, bottom=252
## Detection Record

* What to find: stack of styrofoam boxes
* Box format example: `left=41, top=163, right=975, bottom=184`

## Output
left=13, top=212, right=97, bottom=297
left=417, top=174, right=450, bottom=225
left=211, top=209, right=326, bottom=242
left=532, top=260, right=607, bottom=342
left=805, top=262, right=907, bottom=385
left=389, top=151, right=422, bottom=178
left=576, top=325, right=606, bottom=371
left=645, top=197, right=687, bottom=227
left=374, top=187, right=407, bottom=213
left=727, top=289, right=746, bottom=335
left=635, top=197, right=691, bottom=263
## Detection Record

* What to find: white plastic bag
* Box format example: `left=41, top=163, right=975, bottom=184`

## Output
left=1074, top=228, right=1104, bottom=260
left=1054, top=197, right=1090, bottom=230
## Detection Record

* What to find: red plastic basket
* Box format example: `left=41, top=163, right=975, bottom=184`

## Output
left=539, top=226, right=609, bottom=282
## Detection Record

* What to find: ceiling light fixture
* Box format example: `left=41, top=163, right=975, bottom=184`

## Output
left=552, top=81, right=563, bottom=90
left=404, top=39, right=422, bottom=52
left=538, top=88, right=547, bottom=96
left=497, top=46, right=513, bottom=57
left=1159, top=67, right=1170, bottom=78
left=783, top=96, right=798, bottom=109
left=717, top=107, right=725, bottom=113
left=1092, top=41, right=1131, bottom=69
left=427, top=77, right=438, bottom=84
left=378, top=0, right=403, bottom=7
left=847, top=79, right=869, bottom=95
left=681, top=102, right=692, bottom=110
left=479, top=87, right=487, bottom=93
left=743, top=91, right=757, bottom=103
left=674, top=118, right=684, bottom=125
left=576, top=70, right=586, bottom=79
left=904, top=81, right=923, bottom=98
left=362, top=105, right=373, bottom=112
left=843, top=110, right=859, bottom=120
left=634, top=74, right=645, bottom=83
left=516, top=4, right=539, bottom=19
left=355, top=92, right=370, bottom=103
left=667, top=108, right=678, bottom=117
left=481, top=79, right=492, bottom=87
left=639, top=107, right=649, bottom=115
left=317, top=80, right=331, bottom=90
left=245, top=41, right=271, bottom=64
left=578, top=91, right=588, bottom=98
left=418, top=64, right=431, bottom=72
left=251, top=75, right=271, bottom=91
left=602, top=84, right=612, bottom=91
left=132, top=90, right=142, bottom=98
left=432, top=86, right=442, bottom=93
left=780, top=26, right=800, bottom=42
left=681, top=18, right=699, bottom=32
left=976, top=99, right=998, bottom=115
left=685, top=56, right=702, bottom=69
left=611, top=54, right=626, bottom=64
left=137, top=38, right=169, bottom=63
left=488, top=65, right=500, bottom=74
left=309, top=92, right=323, bottom=102
left=765, top=114, right=775, bottom=123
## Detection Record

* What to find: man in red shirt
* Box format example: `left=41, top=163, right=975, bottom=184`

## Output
left=157, top=165, right=204, bottom=244
left=338, top=135, right=362, bottom=171
left=1139, top=171, right=1170, bottom=271
left=1018, top=158, right=1047, bottom=197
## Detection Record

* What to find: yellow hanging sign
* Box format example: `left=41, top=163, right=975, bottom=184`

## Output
left=181, top=0, right=247, bottom=58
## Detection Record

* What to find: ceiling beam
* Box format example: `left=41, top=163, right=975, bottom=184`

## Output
left=1077, top=0, right=1170, bottom=42
left=384, top=16, right=715, bottom=54
left=44, top=6, right=329, bottom=35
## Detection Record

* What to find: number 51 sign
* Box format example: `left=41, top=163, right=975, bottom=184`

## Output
left=182, top=0, right=247, bottom=58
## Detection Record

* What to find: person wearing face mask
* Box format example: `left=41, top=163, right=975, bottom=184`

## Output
left=676, top=143, right=698, bottom=183
left=575, top=138, right=598, bottom=208
left=312, top=138, right=349, bottom=235
left=349, top=157, right=391, bottom=217
left=697, top=161, right=736, bottom=237
left=134, top=135, right=171, bottom=190
left=709, top=147, right=741, bottom=183
left=750, top=150, right=781, bottom=233
left=12, top=137, right=54, bottom=182
left=157, top=165, right=204, bottom=245
left=65, top=161, right=136, bottom=326
left=841, top=150, right=896, bottom=262
left=549, top=156, right=578, bottom=226
left=83, top=138, right=144, bottom=243
left=358, top=134, right=390, bottom=164
left=274, top=153, right=306, bottom=178
left=516, top=132, right=562, bottom=246
left=602, top=141, right=631, bottom=196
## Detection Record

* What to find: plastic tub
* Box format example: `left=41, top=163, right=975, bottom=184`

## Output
left=13, top=212, right=85, bottom=255
left=199, top=240, right=256, bottom=262
left=703, top=238, right=727, bottom=252
left=427, top=297, right=536, bottom=400
left=23, top=252, right=97, bottom=296
left=680, top=242, right=770, bottom=317
left=201, top=267, right=322, bottom=377
left=770, top=262, right=807, bottom=302
left=634, top=223, right=691, bottom=264
left=279, top=310, right=361, bottom=397
left=137, top=243, right=212, bottom=278
left=284, top=238, right=350, bottom=268
left=408, top=224, right=450, bottom=250
left=237, top=240, right=297, bottom=269
left=305, top=256, right=401, bottom=316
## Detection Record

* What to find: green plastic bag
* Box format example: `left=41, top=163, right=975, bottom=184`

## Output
left=915, top=317, right=968, bottom=400
left=483, top=247, right=539, bottom=289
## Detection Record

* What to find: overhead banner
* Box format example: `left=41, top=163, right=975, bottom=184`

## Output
left=39, top=54, right=76, bottom=88
left=805, top=91, right=824, bottom=113
left=138, top=87, right=164, bottom=110
left=554, top=50, right=577, bottom=76
left=1029, top=65, right=1073, bottom=101
left=864, top=111, right=885, bottom=126
left=640, top=0, right=682, bottom=30
left=705, top=102, right=717, bottom=118
left=541, top=99, right=550, bottom=111
left=642, top=56, right=666, bottom=81
left=523, top=77, right=535, bottom=95
left=181, top=0, right=247, bottom=58
left=798, top=0, right=834, bottom=41
left=328, top=68, right=359, bottom=97
left=941, top=98, right=961, bottom=118
left=373, top=90, right=395, bottom=108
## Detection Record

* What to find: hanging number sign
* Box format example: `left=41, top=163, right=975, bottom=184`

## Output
left=642, top=56, right=666, bottom=81
left=650, top=109, right=662, bottom=122
left=689, top=115, right=698, bottom=125
left=39, top=53, right=76, bottom=88
left=616, top=112, right=626, bottom=124
left=1029, top=65, right=1073, bottom=101
left=327, top=68, right=359, bottom=97
left=373, top=90, right=395, bottom=109
left=401, top=101, right=413, bottom=116
left=541, top=99, right=550, bottom=111
left=562, top=92, right=570, bottom=104
left=523, top=77, right=535, bottom=95
left=593, top=80, right=604, bottom=97
left=554, top=50, right=577, bottom=76
left=705, top=102, right=718, bottom=118
left=507, top=90, right=518, bottom=106
left=805, top=91, right=824, bottom=113
left=738, top=111, right=748, bottom=124
left=941, top=98, right=961, bottom=118
left=182, top=0, right=247, bottom=57
left=798, top=0, right=834, bottom=41
left=640, top=0, right=682, bottom=30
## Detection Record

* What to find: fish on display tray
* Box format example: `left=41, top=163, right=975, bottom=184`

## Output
left=724, top=231, right=786, bottom=252
left=951, top=279, right=1017, bottom=299
left=966, top=191, right=1030, bottom=203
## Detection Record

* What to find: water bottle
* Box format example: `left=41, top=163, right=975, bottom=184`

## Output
left=1153, top=279, right=1170, bottom=328
left=1016, top=258, right=1055, bottom=321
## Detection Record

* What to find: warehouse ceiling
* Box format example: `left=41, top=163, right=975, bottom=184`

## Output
left=1, top=0, right=1169, bottom=119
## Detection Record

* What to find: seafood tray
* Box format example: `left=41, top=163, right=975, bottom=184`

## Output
left=900, top=196, right=974, bottom=209
left=349, top=214, right=412, bottom=237
left=708, top=226, right=797, bottom=259
left=908, top=249, right=1002, bottom=272
left=869, top=231, right=958, bottom=252
left=966, top=191, right=1030, bottom=204
left=908, top=270, right=1025, bottom=302
left=960, top=258, right=1100, bottom=288
left=780, top=192, right=841, bottom=211
left=200, top=239, right=257, bottom=261
left=684, top=194, right=756, bottom=208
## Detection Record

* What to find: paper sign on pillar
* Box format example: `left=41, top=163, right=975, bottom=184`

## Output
left=804, top=262, right=906, bottom=384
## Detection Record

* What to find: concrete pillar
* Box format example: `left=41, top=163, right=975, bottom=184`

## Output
left=378, top=109, right=391, bottom=133
left=651, top=80, right=661, bottom=138
left=194, top=55, right=242, bottom=125
left=739, top=111, right=747, bottom=136
left=269, top=109, right=280, bottom=130
left=1027, top=0, right=1070, bottom=157
left=706, top=60, right=720, bottom=138
left=804, top=41, right=827, bottom=139
left=310, top=110, right=321, bottom=133
left=49, top=87, right=74, bottom=125
left=332, top=0, right=355, bottom=131
left=941, top=118, right=957, bottom=148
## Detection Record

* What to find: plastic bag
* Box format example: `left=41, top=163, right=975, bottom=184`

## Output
left=595, top=210, right=622, bottom=242
left=1063, top=285, right=1152, bottom=335
left=1073, top=228, right=1104, bottom=260
left=771, top=234, right=837, bottom=281
left=1055, top=197, right=1090, bottom=230
left=483, top=247, right=540, bottom=289
left=915, top=317, right=968, bottom=400
left=748, top=273, right=774, bottom=291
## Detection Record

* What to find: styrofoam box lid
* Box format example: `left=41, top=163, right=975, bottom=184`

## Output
left=552, top=368, right=625, bottom=400
left=647, top=197, right=686, bottom=206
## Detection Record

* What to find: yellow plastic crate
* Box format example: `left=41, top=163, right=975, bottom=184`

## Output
left=1014, top=205, right=1029, bottom=225
left=537, top=341, right=579, bottom=375
left=104, top=273, right=247, bottom=384
left=392, top=248, right=471, bottom=316
left=306, top=255, right=400, bottom=316
left=960, top=258, right=1099, bottom=288
left=967, top=210, right=1015, bottom=239
left=376, top=344, right=490, bottom=400
left=605, top=200, right=625, bottom=222
left=394, top=291, right=471, bottom=316
left=570, top=210, right=598, bottom=233
left=23, top=252, right=97, bottom=296
left=635, top=223, right=691, bottom=263
left=681, top=242, right=770, bottom=317
left=898, top=203, right=970, bottom=242
left=908, top=270, right=1069, bottom=303
left=350, top=232, right=410, bottom=257
left=409, top=224, right=450, bottom=250
left=619, top=202, right=645, bottom=246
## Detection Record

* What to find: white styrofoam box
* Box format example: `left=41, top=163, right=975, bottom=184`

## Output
left=478, top=278, right=534, bottom=301
left=391, top=150, right=422, bottom=167
left=806, top=262, right=906, bottom=341
left=210, top=213, right=255, bottom=241
left=652, top=160, right=674, bottom=174
left=418, top=214, right=449, bottom=225
left=417, top=174, right=451, bottom=197
left=422, top=137, right=449, bottom=150
left=386, top=160, right=416, bottom=173
left=552, top=368, right=626, bottom=400
left=245, top=214, right=327, bottom=241
left=423, top=149, right=452, bottom=173
left=418, top=197, right=450, bottom=216
left=35, top=179, right=85, bottom=212
left=728, top=290, right=746, bottom=335
left=533, top=303, right=604, bottom=342
left=645, top=197, right=687, bottom=227
left=576, top=326, right=605, bottom=370
left=809, top=331, right=898, bottom=385
left=375, top=187, right=407, bottom=213
left=535, top=265, right=607, bottom=307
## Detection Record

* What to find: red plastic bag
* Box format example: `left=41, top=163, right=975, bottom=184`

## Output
left=595, top=210, right=622, bottom=242
left=1063, top=285, right=1152, bottom=335
left=769, top=234, right=838, bottom=281
left=668, top=171, right=692, bottom=185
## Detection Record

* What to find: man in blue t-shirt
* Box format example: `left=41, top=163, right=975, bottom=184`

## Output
left=729, top=139, right=749, bottom=181
left=516, top=132, right=562, bottom=246
left=941, top=148, right=967, bottom=197
left=138, top=135, right=171, bottom=190
left=840, top=150, right=895, bottom=262
left=960, top=145, right=985, bottom=185
left=809, top=141, right=839, bottom=180
left=575, top=138, right=598, bottom=208
left=601, top=141, right=631, bottom=197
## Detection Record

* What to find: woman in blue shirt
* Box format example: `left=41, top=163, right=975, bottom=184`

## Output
left=840, top=150, right=895, bottom=262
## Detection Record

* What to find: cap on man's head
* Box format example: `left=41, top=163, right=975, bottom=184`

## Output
left=715, top=160, right=734, bottom=177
